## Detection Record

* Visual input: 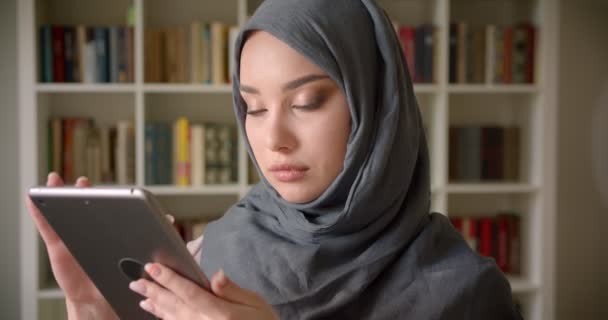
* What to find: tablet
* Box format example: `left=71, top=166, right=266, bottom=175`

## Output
left=28, top=186, right=209, bottom=320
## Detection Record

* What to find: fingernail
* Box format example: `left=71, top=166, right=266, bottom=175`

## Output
left=76, top=176, right=89, bottom=183
left=145, top=263, right=161, bottom=277
left=217, top=268, right=228, bottom=287
left=129, top=281, right=146, bottom=295
left=47, top=172, right=56, bottom=180
left=166, top=214, right=175, bottom=224
left=140, top=299, right=154, bottom=313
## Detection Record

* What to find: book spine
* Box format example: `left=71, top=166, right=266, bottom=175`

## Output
left=478, top=217, right=494, bottom=257
left=176, top=117, right=190, bottom=186
left=145, top=123, right=155, bottom=185
left=190, top=21, right=202, bottom=83
left=457, top=22, right=467, bottom=84
left=52, top=26, right=65, bottom=82
left=62, top=118, right=75, bottom=183
left=496, top=215, right=510, bottom=273
left=95, top=27, right=109, bottom=83
left=109, top=26, right=119, bottom=83
left=63, top=26, right=76, bottom=82
left=75, top=25, right=86, bottom=82
left=40, top=25, right=54, bottom=82
left=448, top=23, right=457, bottom=83
left=503, top=27, right=513, bottom=83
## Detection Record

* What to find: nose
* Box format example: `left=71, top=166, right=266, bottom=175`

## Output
left=266, top=109, right=297, bottom=153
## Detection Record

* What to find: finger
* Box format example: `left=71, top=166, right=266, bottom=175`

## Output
left=211, top=269, right=267, bottom=308
left=47, top=172, right=65, bottom=187
left=144, top=263, right=231, bottom=317
left=26, top=194, right=61, bottom=245
left=75, top=176, right=91, bottom=187
left=130, top=279, right=182, bottom=320
left=27, top=172, right=65, bottom=244
left=186, top=235, right=203, bottom=256
left=165, top=214, right=175, bottom=224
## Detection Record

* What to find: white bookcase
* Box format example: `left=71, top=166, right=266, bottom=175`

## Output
left=18, top=0, right=558, bottom=319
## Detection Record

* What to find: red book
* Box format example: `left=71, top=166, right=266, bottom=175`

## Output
left=398, top=26, right=416, bottom=80
left=496, top=215, right=510, bottom=273
left=478, top=217, right=494, bottom=257
left=524, top=24, right=536, bottom=83
left=507, top=214, right=521, bottom=274
left=502, top=27, right=513, bottom=83
left=52, top=26, right=65, bottom=82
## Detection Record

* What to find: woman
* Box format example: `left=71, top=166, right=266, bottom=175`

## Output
left=27, top=0, right=522, bottom=319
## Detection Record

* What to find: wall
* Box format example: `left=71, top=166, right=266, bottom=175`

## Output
left=0, top=0, right=21, bottom=318
left=556, top=0, right=608, bottom=319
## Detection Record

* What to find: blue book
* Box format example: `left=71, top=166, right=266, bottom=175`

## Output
left=109, top=26, right=119, bottom=83
left=95, top=27, right=109, bottom=82
left=145, top=123, right=156, bottom=185
left=157, top=123, right=173, bottom=185
left=63, top=26, right=76, bottom=82
left=40, top=25, right=53, bottom=82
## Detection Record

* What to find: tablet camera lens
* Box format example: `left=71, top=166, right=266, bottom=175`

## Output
left=38, top=200, right=46, bottom=207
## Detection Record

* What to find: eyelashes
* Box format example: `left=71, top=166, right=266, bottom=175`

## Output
left=245, top=99, right=324, bottom=116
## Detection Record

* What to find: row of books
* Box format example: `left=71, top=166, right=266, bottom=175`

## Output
left=47, top=118, right=135, bottom=185
left=145, top=22, right=239, bottom=84
left=173, top=218, right=210, bottom=243
left=145, top=118, right=238, bottom=186
left=39, top=25, right=135, bottom=83
left=450, top=213, right=521, bottom=275
left=449, top=22, right=536, bottom=84
left=393, top=23, right=437, bottom=84
left=449, top=126, right=520, bottom=182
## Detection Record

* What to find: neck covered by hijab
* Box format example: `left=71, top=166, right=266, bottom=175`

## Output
left=201, top=1, right=520, bottom=319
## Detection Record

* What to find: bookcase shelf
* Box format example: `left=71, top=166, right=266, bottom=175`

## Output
left=146, top=184, right=242, bottom=196
left=448, top=84, right=540, bottom=94
left=143, top=84, right=233, bottom=93
left=36, top=83, right=136, bottom=93
left=18, top=0, right=558, bottom=319
left=443, top=183, right=539, bottom=194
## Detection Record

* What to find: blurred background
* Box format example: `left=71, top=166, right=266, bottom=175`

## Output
left=1, top=0, right=606, bottom=319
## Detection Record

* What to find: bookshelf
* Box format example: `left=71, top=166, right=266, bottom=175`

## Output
left=17, top=0, right=558, bottom=319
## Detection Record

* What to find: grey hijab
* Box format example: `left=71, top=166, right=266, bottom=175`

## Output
left=201, top=0, right=521, bottom=319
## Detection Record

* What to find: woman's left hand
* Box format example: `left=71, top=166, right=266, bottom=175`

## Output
left=129, top=263, right=278, bottom=320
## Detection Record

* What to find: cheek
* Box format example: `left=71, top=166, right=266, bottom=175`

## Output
left=245, top=120, right=264, bottom=164
left=303, top=105, right=351, bottom=170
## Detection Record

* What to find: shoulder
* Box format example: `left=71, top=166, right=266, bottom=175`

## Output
left=413, top=214, right=522, bottom=319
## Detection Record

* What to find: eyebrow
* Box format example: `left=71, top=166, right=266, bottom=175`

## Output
left=239, top=74, right=330, bottom=94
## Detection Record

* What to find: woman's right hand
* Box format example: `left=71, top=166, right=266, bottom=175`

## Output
left=26, top=172, right=118, bottom=320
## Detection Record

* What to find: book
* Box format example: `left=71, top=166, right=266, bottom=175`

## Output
left=115, top=121, right=135, bottom=185
left=52, top=26, right=65, bottom=82
left=191, top=124, right=206, bottom=186
left=210, top=22, right=228, bottom=84
left=40, top=25, right=53, bottom=82
left=175, top=117, right=191, bottom=186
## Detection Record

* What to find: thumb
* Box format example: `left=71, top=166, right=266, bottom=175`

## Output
left=210, top=269, right=266, bottom=307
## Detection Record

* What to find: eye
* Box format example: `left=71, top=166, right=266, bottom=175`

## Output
left=246, top=108, right=267, bottom=116
left=292, top=100, right=323, bottom=111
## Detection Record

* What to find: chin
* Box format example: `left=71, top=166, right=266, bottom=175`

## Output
left=275, top=184, right=320, bottom=204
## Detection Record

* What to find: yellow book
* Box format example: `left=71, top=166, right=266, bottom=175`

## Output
left=176, top=117, right=191, bottom=186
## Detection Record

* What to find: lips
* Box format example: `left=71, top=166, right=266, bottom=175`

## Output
left=268, top=163, right=309, bottom=182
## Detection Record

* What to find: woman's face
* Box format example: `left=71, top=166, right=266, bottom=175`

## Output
left=240, top=31, right=351, bottom=204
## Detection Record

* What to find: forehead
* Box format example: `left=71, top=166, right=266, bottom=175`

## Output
left=239, top=31, right=326, bottom=83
